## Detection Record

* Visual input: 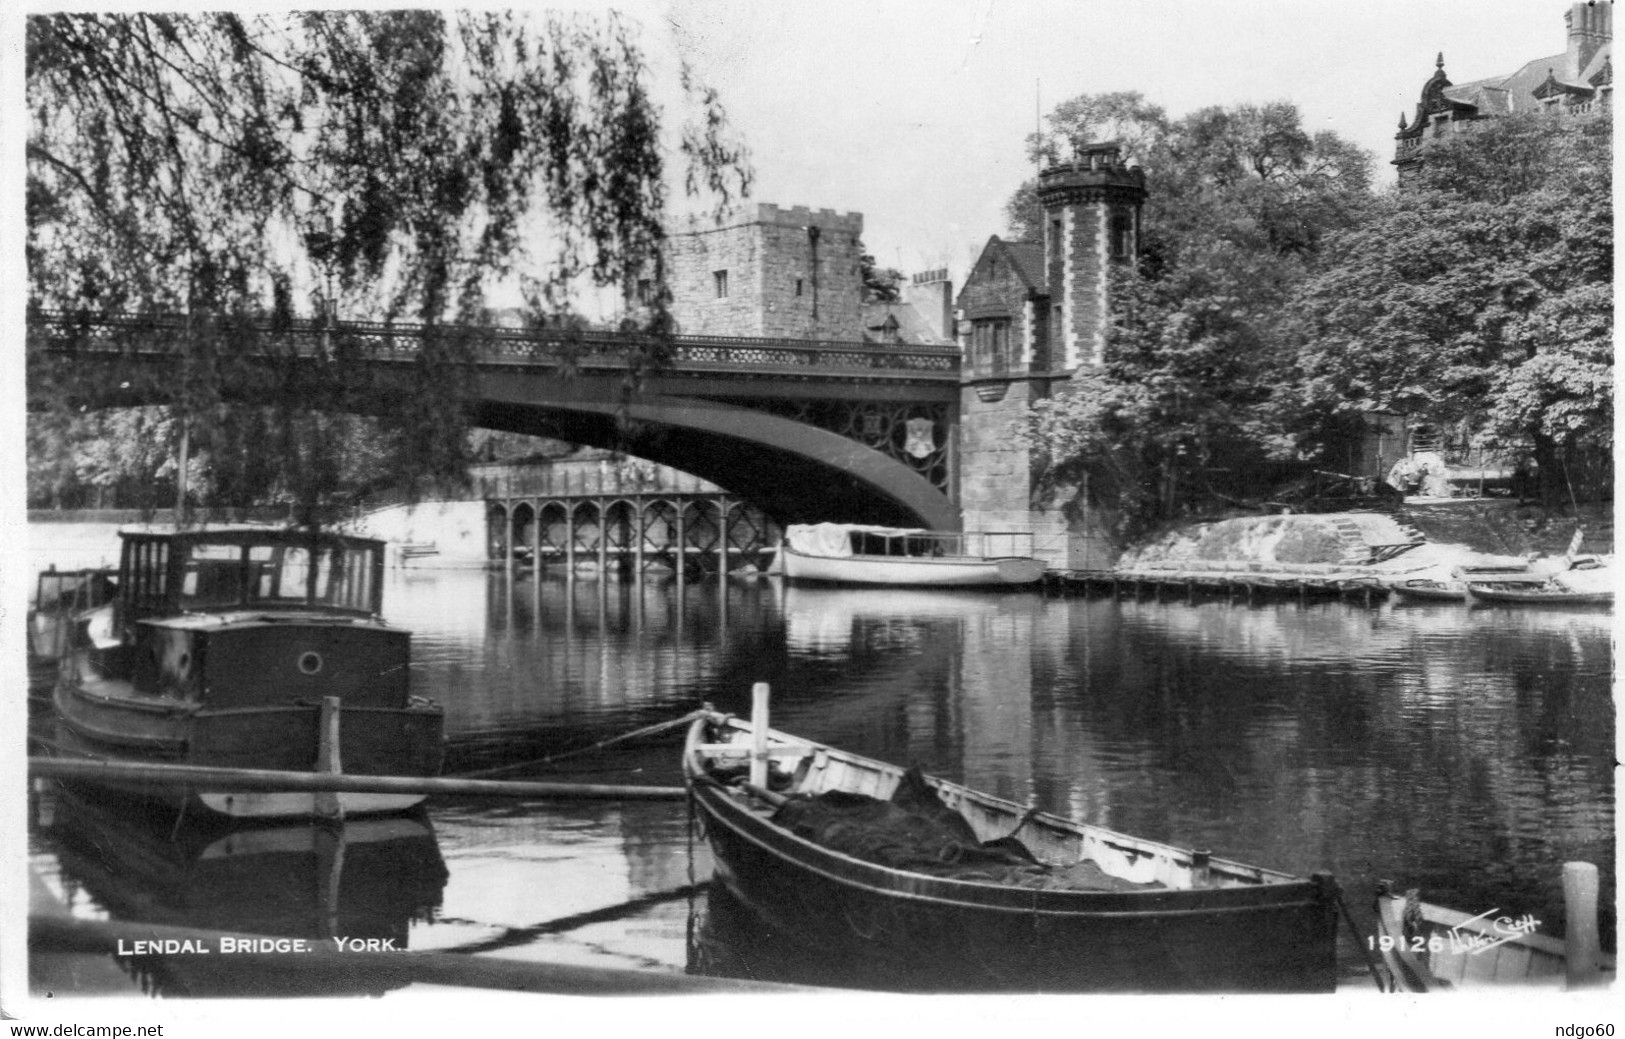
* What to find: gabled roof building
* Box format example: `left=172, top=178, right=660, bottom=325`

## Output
left=1395, top=1, right=1612, bottom=180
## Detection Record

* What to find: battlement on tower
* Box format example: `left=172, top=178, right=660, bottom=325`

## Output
left=1037, top=143, right=1147, bottom=199
left=667, top=201, right=866, bottom=339
left=751, top=203, right=864, bottom=234
left=679, top=203, right=863, bottom=236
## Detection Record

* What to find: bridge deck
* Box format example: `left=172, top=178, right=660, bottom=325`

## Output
left=28, top=309, right=961, bottom=383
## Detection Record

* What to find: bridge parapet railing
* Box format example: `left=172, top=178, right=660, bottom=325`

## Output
left=28, top=309, right=960, bottom=378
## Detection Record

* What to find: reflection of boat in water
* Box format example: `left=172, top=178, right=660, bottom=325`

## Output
left=777, top=524, right=1044, bottom=588
left=40, top=789, right=448, bottom=997
left=782, top=583, right=1039, bottom=655
left=50, top=525, right=445, bottom=818
left=682, top=707, right=1339, bottom=992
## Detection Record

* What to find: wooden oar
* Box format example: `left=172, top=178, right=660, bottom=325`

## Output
left=30, top=757, right=688, bottom=801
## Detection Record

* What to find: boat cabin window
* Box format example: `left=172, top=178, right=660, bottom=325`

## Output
left=171, top=540, right=379, bottom=613
left=848, top=530, right=950, bottom=558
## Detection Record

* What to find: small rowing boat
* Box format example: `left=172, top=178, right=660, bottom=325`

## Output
left=775, top=523, right=1044, bottom=588
left=1465, top=584, right=1613, bottom=607
left=1387, top=578, right=1466, bottom=603
left=1373, top=874, right=1613, bottom=990
left=683, top=688, right=1341, bottom=992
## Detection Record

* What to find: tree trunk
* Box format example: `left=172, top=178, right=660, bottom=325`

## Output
left=1530, top=430, right=1567, bottom=511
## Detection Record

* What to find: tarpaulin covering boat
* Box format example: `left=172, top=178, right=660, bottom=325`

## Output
left=683, top=704, right=1340, bottom=992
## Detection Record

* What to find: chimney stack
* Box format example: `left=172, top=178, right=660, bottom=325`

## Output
left=904, top=268, right=954, bottom=345
left=1567, top=1, right=1613, bottom=78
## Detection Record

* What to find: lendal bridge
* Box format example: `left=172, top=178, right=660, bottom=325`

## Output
left=27, top=309, right=964, bottom=531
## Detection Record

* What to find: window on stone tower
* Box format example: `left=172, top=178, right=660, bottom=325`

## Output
left=795, top=278, right=804, bottom=297
left=1111, top=213, right=1134, bottom=261
left=713, top=270, right=729, bottom=298
left=635, top=279, right=651, bottom=304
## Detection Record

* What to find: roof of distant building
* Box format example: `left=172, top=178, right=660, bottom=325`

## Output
left=860, top=300, right=950, bottom=345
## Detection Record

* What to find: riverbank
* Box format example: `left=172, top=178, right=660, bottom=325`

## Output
left=24, top=498, right=1613, bottom=592
left=1116, top=499, right=1612, bottom=572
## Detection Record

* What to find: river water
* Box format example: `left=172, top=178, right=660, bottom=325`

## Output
left=26, top=566, right=1615, bottom=998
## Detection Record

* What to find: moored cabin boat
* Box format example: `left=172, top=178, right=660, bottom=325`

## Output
left=775, top=523, right=1044, bottom=588
left=31, top=568, right=119, bottom=662
left=50, top=525, right=444, bottom=819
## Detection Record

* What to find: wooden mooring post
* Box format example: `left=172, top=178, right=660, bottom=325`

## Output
left=1563, top=861, right=1604, bottom=988
left=314, top=695, right=343, bottom=821
left=749, top=681, right=770, bottom=790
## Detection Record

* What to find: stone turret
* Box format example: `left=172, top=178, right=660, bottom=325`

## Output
left=1035, top=142, right=1147, bottom=371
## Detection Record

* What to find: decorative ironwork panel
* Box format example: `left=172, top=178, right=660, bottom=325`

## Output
left=704, top=396, right=951, bottom=495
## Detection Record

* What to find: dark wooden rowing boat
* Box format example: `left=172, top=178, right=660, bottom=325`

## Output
left=50, top=525, right=444, bottom=819
left=683, top=704, right=1340, bottom=992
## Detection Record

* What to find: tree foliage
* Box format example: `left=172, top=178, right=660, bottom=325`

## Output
left=859, top=253, right=905, bottom=303
left=1287, top=110, right=1612, bottom=504
left=26, top=11, right=749, bottom=525
left=1017, top=95, right=1373, bottom=525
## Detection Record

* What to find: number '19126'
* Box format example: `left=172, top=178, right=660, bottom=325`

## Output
left=1366, top=934, right=1445, bottom=953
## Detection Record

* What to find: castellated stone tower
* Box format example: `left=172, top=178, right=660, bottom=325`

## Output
left=666, top=203, right=865, bottom=340
left=953, top=142, right=1146, bottom=570
left=1036, top=142, right=1147, bottom=371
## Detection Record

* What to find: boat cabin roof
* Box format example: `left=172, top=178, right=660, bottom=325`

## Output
left=117, top=524, right=385, bottom=551
left=116, top=525, right=388, bottom=621
left=784, top=523, right=930, bottom=538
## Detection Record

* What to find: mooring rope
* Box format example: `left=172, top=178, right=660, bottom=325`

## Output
left=1332, top=880, right=1393, bottom=993
left=454, top=707, right=707, bottom=779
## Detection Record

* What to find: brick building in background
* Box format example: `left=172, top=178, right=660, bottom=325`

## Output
left=1395, top=1, right=1612, bottom=180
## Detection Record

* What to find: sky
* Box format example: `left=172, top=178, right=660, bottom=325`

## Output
left=634, top=0, right=1581, bottom=281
